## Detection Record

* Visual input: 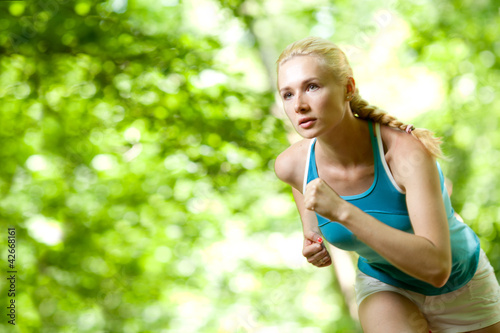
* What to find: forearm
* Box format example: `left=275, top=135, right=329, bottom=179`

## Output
left=338, top=203, right=451, bottom=287
left=292, top=187, right=322, bottom=237
left=301, top=213, right=321, bottom=236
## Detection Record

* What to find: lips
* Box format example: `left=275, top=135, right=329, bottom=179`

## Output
left=299, top=117, right=316, bottom=129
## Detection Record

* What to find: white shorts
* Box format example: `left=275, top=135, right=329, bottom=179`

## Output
left=355, top=249, right=500, bottom=333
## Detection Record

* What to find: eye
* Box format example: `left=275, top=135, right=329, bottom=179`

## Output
left=283, top=92, right=292, bottom=100
left=307, top=83, right=319, bottom=91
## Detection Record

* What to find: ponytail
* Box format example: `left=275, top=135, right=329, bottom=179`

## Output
left=350, top=88, right=443, bottom=159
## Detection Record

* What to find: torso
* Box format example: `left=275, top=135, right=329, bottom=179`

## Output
left=276, top=122, right=404, bottom=195
left=276, top=121, right=482, bottom=296
left=316, top=157, right=375, bottom=197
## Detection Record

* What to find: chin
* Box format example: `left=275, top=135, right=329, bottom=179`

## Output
left=296, top=131, right=316, bottom=139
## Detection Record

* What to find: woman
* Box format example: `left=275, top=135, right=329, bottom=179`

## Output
left=274, top=36, right=500, bottom=332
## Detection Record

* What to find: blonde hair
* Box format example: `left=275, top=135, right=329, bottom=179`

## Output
left=277, top=36, right=443, bottom=159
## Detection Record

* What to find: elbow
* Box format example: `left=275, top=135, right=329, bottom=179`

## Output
left=429, top=261, right=452, bottom=288
left=430, top=273, right=450, bottom=288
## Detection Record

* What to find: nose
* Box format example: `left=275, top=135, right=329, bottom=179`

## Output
left=294, top=93, right=310, bottom=113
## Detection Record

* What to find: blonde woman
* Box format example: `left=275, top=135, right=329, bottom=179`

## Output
left=274, top=36, right=500, bottom=332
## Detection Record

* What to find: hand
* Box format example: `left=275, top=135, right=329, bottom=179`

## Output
left=304, top=178, right=344, bottom=221
left=302, top=230, right=331, bottom=268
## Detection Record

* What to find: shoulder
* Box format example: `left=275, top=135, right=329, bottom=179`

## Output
left=274, top=138, right=312, bottom=191
left=380, top=125, right=436, bottom=191
left=380, top=124, right=427, bottom=155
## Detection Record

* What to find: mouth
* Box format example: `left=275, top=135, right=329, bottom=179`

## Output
left=299, top=117, right=316, bottom=129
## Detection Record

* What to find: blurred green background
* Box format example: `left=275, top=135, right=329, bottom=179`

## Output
left=0, top=0, right=499, bottom=332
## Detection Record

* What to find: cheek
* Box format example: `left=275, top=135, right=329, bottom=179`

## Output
left=310, top=95, right=330, bottom=111
left=283, top=102, right=295, bottom=118
left=319, top=93, right=342, bottom=109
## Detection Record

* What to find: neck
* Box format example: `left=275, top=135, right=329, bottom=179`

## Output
left=315, top=116, right=374, bottom=169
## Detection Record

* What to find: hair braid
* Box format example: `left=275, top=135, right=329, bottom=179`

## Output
left=351, top=89, right=443, bottom=159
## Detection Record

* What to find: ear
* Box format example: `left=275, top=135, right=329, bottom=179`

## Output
left=346, top=77, right=356, bottom=96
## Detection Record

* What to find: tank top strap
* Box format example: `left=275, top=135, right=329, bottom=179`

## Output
left=367, top=120, right=381, bottom=166
left=304, top=138, right=318, bottom=193
left=305, top=120, right=380, bottom=194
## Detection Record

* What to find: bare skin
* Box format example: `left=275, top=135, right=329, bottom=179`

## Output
left=274, top=55, right=500, bottom=332
left=358, top=292, right=429, bottom=333
left=276, top=55, right=451, bottom=287
left=359, top=290, right=500, bottom=333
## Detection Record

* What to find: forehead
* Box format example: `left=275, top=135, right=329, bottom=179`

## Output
left=278, top=55, right=330, bottom=87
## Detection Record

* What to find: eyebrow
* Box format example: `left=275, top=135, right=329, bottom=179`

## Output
left=279, top=77, right=321, bottom=93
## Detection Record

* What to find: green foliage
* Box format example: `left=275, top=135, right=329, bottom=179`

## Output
left=402, top=0, right=500, bottom=267
left=0, top=0, right=498, bottom=332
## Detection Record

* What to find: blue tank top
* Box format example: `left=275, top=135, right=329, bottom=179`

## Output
left=304, top=121, right=480, bottom=295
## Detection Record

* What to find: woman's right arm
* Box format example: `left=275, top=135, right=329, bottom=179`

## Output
left=274, top=144, right=331, bottom=267
left=292, top=187, right=332, bottom=267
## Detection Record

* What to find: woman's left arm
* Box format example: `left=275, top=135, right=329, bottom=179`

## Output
left=304, top=136, right=452, bottom=288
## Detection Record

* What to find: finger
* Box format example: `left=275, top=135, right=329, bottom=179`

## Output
left=305, top=204, right=315, bottom=212
left=316, top=254, right=331, bottom=266
left=318, top=254, right=332, bottom=266
left=304, top=246, right=323, bottom=260
left=318, top=258, right=332, bottom=267
left=306, top=178, right=322, bottom=192
left=314, top=254, right=331, bottom=267
left=304, top=230, right=324, bottom=243
left=307, top=248, right=329, bottom=264
left=304, top=198, right=315, bottom=211
left=304, top=238, right=313, bottom=246
left=302, top=242, right=324, bottom=258
left=314, top=253, right=330, bottom=266
left=308, top=178, right=329, bottom=190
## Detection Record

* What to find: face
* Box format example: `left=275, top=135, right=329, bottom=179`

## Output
left=278, top=55, right=348, bottom=138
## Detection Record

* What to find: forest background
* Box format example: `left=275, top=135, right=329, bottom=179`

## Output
left=0, top=0, right=499, bottom=332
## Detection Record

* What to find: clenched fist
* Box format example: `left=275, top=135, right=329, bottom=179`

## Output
left=303, top=230, right=331, bottom=268
left=304, top=178, right=345, bottom=222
